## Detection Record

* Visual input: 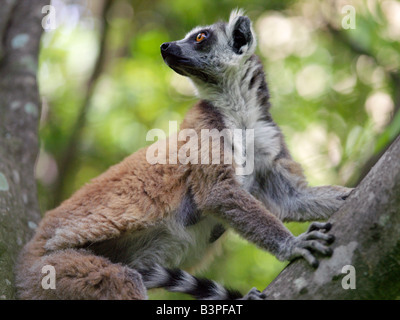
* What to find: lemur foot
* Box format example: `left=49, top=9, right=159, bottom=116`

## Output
left=240, top=287, right=266, bottom=300
left=280, top=222, right=335, bottom=268
left=325, top=186, right=354, bottom=214
left=335, top=186, right=354, bottom=201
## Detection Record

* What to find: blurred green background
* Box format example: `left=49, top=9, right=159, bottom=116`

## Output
left=36, top=0, right=400, bottom=299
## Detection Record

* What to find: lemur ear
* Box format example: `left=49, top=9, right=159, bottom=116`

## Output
left=228, top=12, right=254, bottom=55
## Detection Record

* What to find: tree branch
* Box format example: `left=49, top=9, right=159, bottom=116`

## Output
left=262, top=134, right=400, bottom=299
left=0, top=0, right=18, bottom=61
left=0, top=0, right=48, bottom=300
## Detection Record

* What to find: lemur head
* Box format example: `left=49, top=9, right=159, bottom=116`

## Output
left=161, top=10, right=256, bottom=91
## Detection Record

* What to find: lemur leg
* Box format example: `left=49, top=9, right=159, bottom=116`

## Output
left=201, top=179, right=334, bottom=267
left=44, top=206, right=147, bottom=251
left=16, top=249, right=147, bottom=300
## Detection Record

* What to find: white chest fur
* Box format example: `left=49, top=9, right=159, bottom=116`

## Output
left=220, top=107, right=281, bottom=191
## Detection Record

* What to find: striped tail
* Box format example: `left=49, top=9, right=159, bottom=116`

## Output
left=138, top=264, right=242, bottom=300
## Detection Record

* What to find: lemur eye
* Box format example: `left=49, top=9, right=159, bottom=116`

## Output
left=196, top=32, right=207, bottom=43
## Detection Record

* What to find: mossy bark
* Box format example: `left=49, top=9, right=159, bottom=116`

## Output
left=263, top=135, right=400, bottom=299
left=0, top=0, right=48, bottom=300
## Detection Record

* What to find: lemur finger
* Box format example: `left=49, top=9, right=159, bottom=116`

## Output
left=307, top=222, right=332, bottom=233
left=301, top=240, right=333, bottom=256
left=303, top=230, right=335, bottom=244
left=294, top=247, right=319, bottom=268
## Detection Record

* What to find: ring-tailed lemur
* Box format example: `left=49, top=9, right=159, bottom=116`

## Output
left=16, top=10, right=352, bottom=300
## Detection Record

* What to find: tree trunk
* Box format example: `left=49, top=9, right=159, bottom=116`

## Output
left=0, top=0, right=48, bottom=300
left=0, top=0, right=399, bottom=301
left=263, top=135, right=400, bottom=300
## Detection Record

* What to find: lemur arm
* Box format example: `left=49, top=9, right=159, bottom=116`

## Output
left=260, top=158, right=353, bottom=222
left=201, top=177, right=334, bottom=267
left=286, top=185, right=353, bottom=222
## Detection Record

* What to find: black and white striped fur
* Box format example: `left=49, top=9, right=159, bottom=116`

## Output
left=138, top=264, right=264, bottom=300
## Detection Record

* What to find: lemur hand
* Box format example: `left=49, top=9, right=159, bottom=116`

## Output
left=279, top=222, right=335, bottom=268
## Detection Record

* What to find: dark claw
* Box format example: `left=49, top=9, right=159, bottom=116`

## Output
left=327, top=234, right=335, bottom=244
left=325, top=247, right=333, bottom=256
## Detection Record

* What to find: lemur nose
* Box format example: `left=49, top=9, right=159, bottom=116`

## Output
left=161, top=42, right=171, bottom=51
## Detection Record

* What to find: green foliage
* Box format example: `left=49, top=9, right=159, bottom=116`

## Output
left=36, top=0, right=399, bottom=299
